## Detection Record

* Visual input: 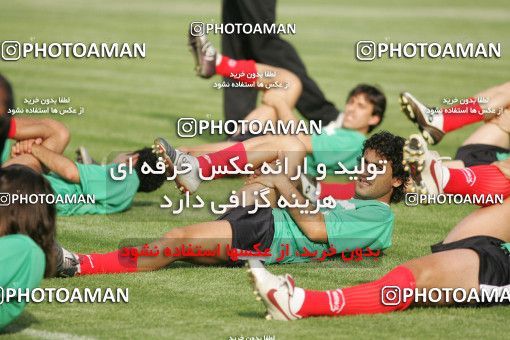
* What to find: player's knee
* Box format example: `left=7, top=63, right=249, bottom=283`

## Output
left=402, top=261, right=433, bottom=288
left=163, top=227, right=190, bottom=244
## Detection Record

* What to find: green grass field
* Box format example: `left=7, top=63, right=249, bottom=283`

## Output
left=1, top=0, right=510, bottom=338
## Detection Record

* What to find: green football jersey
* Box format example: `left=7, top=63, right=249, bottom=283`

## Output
left=306, top=128, right=366, bottom=177
left=0, top=139, right=13, bottom=165
left=0, top=235, right=45, bottom=330
left=44, top=163, right=140, bottom=216
left=267, top=198, right=394, bottom=264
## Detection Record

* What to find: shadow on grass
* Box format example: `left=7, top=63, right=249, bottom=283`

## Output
left=1, top=312, right=38, bottom=335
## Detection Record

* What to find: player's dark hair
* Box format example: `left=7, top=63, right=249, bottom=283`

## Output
left=347, top=84, right=386, bottom=132
left=0, top=165, right=56, bottom=277
left=133, top=147, right=166, bottom=192
left=0, top=73, right=14, bottom=115
left=362, top=131, right=408, bottom=203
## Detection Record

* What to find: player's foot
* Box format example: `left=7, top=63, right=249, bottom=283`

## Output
left=55, top=243, right=80, bottom=277
left=298, top=174, right=318, bottom=205
left=75, top=146, right=98, bottom=165
left=400, top=92, right=445, bottom=145
left=188, top=30, right=216, bottom=78
left=246, top=260, right=301, bottom=321
left=152, top=137, right=202, bottom=193
left=403, top=134, right=444, bottom=196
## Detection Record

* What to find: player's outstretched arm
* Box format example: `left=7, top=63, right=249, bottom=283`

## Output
left=247, top=172, right=327, bottom=243
left=30, top=144, right=80, bottom=183
left=11, top=117, right=70, bottom=154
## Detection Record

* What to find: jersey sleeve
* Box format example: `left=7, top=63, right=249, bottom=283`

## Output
left=0, top=235, right=45, bottom=330
left=76, top=163, right=139, bottom=213
left=323, top=202, right=394, bottom=252
left=310, top=129, right=365, bottom=173
left=0, top=116, right=11, bottom=162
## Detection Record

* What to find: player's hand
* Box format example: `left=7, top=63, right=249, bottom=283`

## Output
left=493, top=159, right=510, bottom=179
left=11, top=138, right=43, bottom=157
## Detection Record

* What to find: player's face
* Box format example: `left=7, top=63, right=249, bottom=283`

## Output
left=342, top=93, right=379, bottom=132
left=354, top=149, right=398, bottom=202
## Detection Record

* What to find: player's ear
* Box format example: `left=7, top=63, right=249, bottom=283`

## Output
left=130, top=153, right=140, bottom=165
left=368, top=114, right=381, bottom=127
left=391, top=176, right=403, bottom=188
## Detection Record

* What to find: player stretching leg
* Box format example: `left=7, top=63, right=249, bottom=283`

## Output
left=248, top=196, right=510, bottom=320
left=403, top=134, right=510, bottom=205
left=56, top=132, right=408, bottom=277
left=400, top=81, right=510, bottom=144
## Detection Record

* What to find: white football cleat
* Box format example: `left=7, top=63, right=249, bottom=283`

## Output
left=247, top=260, right=301, bottom=321
left=403, top=134, right=446, bottom=196
left=400, top=92, right=445, bottom=145
left=299, top=173, right=318, bottom=205
left=153, top=137, right=202, bottom=193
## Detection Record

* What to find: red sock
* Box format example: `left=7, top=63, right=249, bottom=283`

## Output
left=215, top=55, right=258, bottom=84
left=318, top=182, right=356, bottom=200
left=297, top=266, right=415, bottom=317
left=197, top=142, right=248, bottom=179
left=7, top=118, right=16, bottom=138
left=442, top=97, right=484, bottom=132
left=444, top=165, right=510, bottom=205
left=78, top=249, right=138, bottom=275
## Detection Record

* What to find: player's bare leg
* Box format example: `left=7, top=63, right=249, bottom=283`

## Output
left=181, top=105, right=277, bottom=157
left=249, top=200, right=510, bottom=320
left=154, top=134, right=307, bottom=193
left=400, top=81, right=510, bottom=144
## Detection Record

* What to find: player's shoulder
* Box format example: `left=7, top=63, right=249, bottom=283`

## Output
left=0, top=234, right=44, bottom=257
left=345, top=198, right=393, bottom=217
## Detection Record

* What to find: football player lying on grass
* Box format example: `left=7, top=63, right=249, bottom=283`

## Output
left=403, top=134, right=510, bottom=206
left=0, top=73, right=70, bottom=166
left=0, top=165, right=57, bottom=329
left=54, top=132, right=408, bottom=277
left=7, top=138, right=166, bottom=216
left=247, top=196, right=510, bottom=320
left=400, top=81, right=510, bottom=167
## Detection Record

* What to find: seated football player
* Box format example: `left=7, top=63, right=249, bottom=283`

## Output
left=184, top=33, right=385, bottom=200
left=0, top=165, right=57, bottom=329
left=55, top=132, right=408, bottom=277
left=6, top=138, right=166, bottom=216
left=247, top=195, right=510, bottom=320
left=403, top=134, right=510, bottom=206
left=400, top=82, right=510, bottom=167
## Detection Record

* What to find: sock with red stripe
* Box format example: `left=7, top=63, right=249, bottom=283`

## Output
left=442, top=97, right=484, bottom=132
left=215, top=55, right=257, bottom=84
left=444, top=165, right=510, bottom=205
left=7, top=118, right=16, bottom=138
left=318, top=182, right=356, bottom=200
left=295, top=266, right=416, bottom=317
left=78, top=249, right=138, bottom=275
left=197, top=142, right=248, bottom=179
